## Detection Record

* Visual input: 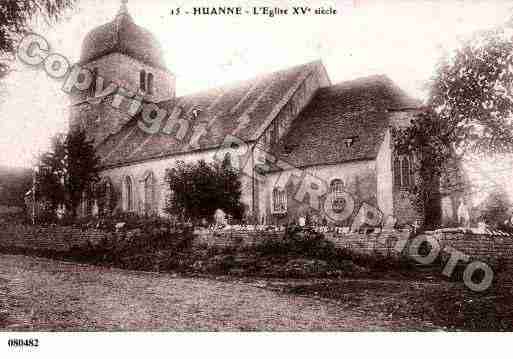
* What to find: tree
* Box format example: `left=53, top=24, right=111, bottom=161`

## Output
left=35, top=133, right=66, bottom=211
left=164, top=157, right=244, bottom=224
left=35, top=128, right=100, bottom=218
left=0, top=1, right=77, bottom=100
left=0, top=0, right=76, bottom=55
left=395, top=19, right=513, bottom=226
left=430, top=21, right=513, bottom=154
left=64, top=128, right=100, bottom=217
left=479, top=186, right=512, bottom=229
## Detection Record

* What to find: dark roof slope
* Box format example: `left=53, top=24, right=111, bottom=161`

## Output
left=273, top=75, right=421, bottom=168
left=97, top=61, right=320, bottom=167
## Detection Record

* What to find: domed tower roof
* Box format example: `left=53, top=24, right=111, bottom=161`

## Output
left=80, top=1, right=166, bottom=69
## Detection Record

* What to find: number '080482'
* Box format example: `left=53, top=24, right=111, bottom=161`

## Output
left=8, top=338, right=39, bottom=347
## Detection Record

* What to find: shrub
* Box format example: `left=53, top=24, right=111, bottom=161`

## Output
left=255, top=225, right=342, bottom=261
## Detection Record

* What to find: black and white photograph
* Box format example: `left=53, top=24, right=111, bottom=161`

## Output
left=1, top=0, right=513, bottom=355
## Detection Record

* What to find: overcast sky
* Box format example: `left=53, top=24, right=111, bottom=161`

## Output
left=0, top=0, right=511, bottom=169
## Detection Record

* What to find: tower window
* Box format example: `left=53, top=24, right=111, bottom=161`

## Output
left=147, top=73, right=154, bottom=95
left=140, top=69, right=146, bottom=92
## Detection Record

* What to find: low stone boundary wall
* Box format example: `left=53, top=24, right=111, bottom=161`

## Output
left=325, top=230, right=411, bottom=258
left=326, top=229, right=513, bottom=269
left=1, top=224, right=513, bottom=271
left=0, top=224, right=106, bottom=252
left=193, top=229, right=285, bottom=248
left=432, top=232, right=513, bottom=268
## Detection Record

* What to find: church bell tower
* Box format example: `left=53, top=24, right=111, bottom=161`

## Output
left=69, top=0, right=175, bottom=146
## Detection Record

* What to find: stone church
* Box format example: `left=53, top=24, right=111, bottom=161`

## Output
left=70, top=2, right=424, bottom=227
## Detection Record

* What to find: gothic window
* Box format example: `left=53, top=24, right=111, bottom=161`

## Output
left=330, top=179, right=345, bottom=213
left=394, top=155, right=414, bottom=189
left=140, top=70, right=146, bottom=92
left=330, top=179, right=344, bottom=195
left=272, top=187, right=287, bottom=213
left=124, top=176, right=134, bottom=211
left=223, top=153, right=232, bottom=168
left=394, top=156, right=402, bottom=188
left=402, top=156, right=410, bottom=187
left=143, top=171, right=155, bottom=215
left=147, top=73, right=154, bottom=95
left=104, top=179, right=113, bottom=214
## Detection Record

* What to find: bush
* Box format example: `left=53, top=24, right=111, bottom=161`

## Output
left=255, top=225, right=341, bottom=261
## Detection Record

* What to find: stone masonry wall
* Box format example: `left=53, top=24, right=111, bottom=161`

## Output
left=0, top=224, right=106, bottom=252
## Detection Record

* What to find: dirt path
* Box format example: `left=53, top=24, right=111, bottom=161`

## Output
left=0, top=254, right=438, bottom=331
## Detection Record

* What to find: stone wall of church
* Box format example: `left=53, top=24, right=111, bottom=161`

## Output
left=99, top=146, right=255, bottom=218
left=70, top=53, right=175, bottom=105
left=69, top=95, right=133, bottom=147
left=376, top=130, right=394, bottom=219
left=260, top=160, right=380, bottom=226
left=69, top=52, right=175, bottom=146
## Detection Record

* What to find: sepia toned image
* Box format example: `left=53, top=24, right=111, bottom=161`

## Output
left=1, top=0, right=513, bottom=339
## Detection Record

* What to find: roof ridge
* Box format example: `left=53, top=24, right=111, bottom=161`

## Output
left=168, top=60, right=322, bottom=102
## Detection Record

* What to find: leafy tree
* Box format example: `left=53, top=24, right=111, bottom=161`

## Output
left=0, top=1, right=77, bottom=100
left=35, top=128, right=100, bottom=218
left=35, top=133, right=66, bottom=211
left=430, top=21, right=513, bottom=154
left=479, top=186, right=512, bottom=228
left=65, top=128, right=100, bottom=217
left=395, top=19, right=513, bottom=226
left=0, top=0, right=76, bottom=55
left=164, top=157, right=244, bottom=224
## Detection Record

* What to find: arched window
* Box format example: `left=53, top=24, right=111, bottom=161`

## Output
left=329, top=179, right=345, bottom=212
left=105, top=180, right=113, bottom=211
left=124, top=176, right=134, bottom=212
left=402, top=156, right=410, bottom=187
left=147, top=73, right=154, bottom=95
left=330, top=179, right=344, bottom=195
left=97, top=177, right=114, bottom=216
left=223, top=153, right=232, bottom=169
left=143, top=171, right=156, bottom=215
left=140, top=70, right=146, bottom=92
left=272, top=187, right=287, bottom=213
left=393, top=156, right=401, bottom=189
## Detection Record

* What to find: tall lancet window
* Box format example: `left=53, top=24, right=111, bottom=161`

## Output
left=147, top=73, right=154, bottom=95
left=140, top=69, right=146, bottom=92
left=124, top=176, right=134, bottom=212
left=143, top=171, right=156, bottom=215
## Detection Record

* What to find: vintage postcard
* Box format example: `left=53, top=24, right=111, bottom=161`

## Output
left=0, top=0, right=512, bottom=355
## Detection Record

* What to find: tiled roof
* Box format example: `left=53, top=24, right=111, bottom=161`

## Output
left=97, top=61, right=321, bottom=167
left=273, top=75, right=421, bottom=168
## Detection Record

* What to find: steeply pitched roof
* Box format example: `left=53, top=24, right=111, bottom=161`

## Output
left=273, top=75, right=421, bottom=168
left=97, top=61, right=323, bottom=168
